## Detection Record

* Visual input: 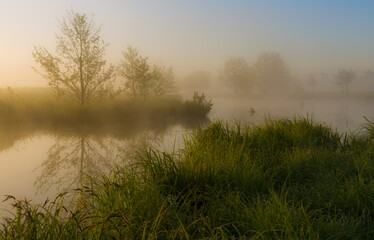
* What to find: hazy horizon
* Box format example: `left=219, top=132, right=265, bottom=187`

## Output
left=1, top=0, right=374, bottom=87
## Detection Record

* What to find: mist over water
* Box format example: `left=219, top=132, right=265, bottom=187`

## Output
left=210, top=96, right=373, bottom=132
left=1, top=3, right=374, bottom=235
left=0, top=123, right=191, bottom=216
left=1, top=92, right=373, bottom=216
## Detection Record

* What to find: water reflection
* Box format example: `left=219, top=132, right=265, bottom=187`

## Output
left=34, top=133, right=116, bottom=193
left=116, top=131, right=163, bottom=161
left=0, top=126, right=36, bottom=152
left=0, top=117, right=209, bottom=153
left=0, top=97, right=373, bottom=216
left=0, top=118, right=209, bottom=217
left=32, top=118, right=209, bottom=194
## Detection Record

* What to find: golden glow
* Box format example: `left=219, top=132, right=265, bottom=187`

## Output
left=1, top=1, right=374, bottom=87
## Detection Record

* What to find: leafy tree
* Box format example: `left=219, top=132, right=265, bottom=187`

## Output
left=254, top=52, right=290, bottom=94
left=222, top=57, right=254, bottom=94
left=33, top=10, right=115, bottom=106
left=151, top=64, right=178, bottom=96
left=119, top=46, right=177, bottom=98
left=336, top=69, right=355, bottom=94
left=119, top=46, right=152, bottom=98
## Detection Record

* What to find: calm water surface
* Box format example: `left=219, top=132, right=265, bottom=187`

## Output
left=1, top=96, right=373, bottom=217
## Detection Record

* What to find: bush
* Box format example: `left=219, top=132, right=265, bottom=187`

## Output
left=183, top=91, right=213, bottom=117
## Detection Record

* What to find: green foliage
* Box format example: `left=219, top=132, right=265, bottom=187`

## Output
left=183, top=91, right=213, bottom=117
left=119, top=46, right=178, bottom=98
left=119, top=46, right=152, bottom=98
left=192, top=91, right=213, bottom=114
left=2, top=118, right=374, bottom=239
left=33, top=10, right=115, bottom=106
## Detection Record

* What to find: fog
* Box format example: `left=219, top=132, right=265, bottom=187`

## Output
left=1, top=1, right=374, bottom=87
left=1, top=0, right=374, bottom=227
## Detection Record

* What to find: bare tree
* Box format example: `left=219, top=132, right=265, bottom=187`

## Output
left=33, top=10, right=115, bottom=106
left=336, top=69, right=355, bottom=95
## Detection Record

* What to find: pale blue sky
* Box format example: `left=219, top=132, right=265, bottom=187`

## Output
left=1, top=0, right=374, bottom=86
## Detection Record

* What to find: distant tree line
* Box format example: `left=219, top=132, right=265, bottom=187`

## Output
left=304, top=69, right=356, bottom=94
left=32, top=10, right=360, bottom=106
left=221, top=56, right=359, bottom=96
left=335, top=69, right=355, bottom=95
left=221, top=52, right=291, bottom=95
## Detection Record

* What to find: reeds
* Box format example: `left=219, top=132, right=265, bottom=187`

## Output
left=2, top=117, right=374, bottom=239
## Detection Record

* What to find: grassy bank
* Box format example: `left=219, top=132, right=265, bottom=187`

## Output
left=0, top=88, right=211, bottom=128
left=2, top=118, right=374, bottom=239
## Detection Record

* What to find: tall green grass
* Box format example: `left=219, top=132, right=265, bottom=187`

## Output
left=2, top=118, right=374, bottom=239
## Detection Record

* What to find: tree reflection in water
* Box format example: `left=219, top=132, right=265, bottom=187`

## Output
left=34, top=133, right=116, bottom=193
left=117, top=131, right=164, bottom=161
left=28, top=118, right=209, bottom=197
left=33, top=128, right=174, bottom=195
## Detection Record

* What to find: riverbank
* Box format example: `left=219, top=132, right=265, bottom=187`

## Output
left=0, top=88, right=211, bottom=128
left=1, top=118, right=374, bottom=239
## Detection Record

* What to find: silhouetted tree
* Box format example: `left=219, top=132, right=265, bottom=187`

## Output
left=33, top=10, right=115, bottom=106
left=253, top=52, right=290, bottom=94
left=222, top=57, right=254, bottom=94
left=336, top=69, right=355, bottom=95
left=119, top=46, right=177, bottom=98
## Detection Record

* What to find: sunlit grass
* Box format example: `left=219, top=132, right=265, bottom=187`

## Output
left=1, top=117, right=374, bottom=239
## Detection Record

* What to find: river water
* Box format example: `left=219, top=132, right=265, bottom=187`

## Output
left=1, top=96, right=373, bottom=217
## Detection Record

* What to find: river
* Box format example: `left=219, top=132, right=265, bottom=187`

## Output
left=1, top=95, right=373, bottom=217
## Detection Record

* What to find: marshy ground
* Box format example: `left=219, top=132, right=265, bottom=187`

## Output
left=1, top=118, right=374, bottom=239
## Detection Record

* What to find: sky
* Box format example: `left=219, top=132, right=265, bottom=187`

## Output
left=1, top=0, right=374, bottom=87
